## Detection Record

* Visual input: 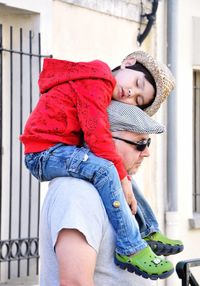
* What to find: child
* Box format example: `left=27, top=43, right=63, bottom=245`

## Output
left=20, top=51, right=181, bottom=280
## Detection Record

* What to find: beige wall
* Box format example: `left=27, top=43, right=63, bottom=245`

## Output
left=52, top=1, right=155, bottom=65
left=175, top=0, right=200, bottom=282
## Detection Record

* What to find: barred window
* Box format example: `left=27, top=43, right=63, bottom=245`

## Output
left=193, top=70, right=200, bottom=213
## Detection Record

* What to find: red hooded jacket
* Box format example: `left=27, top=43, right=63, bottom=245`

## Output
left=20, top=58, right=127, bottom=180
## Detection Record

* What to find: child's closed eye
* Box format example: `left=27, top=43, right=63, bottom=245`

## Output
left=136, top=95, right=144, bottom=106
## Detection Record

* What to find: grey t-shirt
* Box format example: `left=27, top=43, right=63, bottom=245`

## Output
left=39, top=177, right=156, bottom=286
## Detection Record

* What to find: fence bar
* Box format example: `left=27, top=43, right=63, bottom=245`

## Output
left=0, top=47, right=50, bottom=58
left=8, top=25, right=14, bottom=279
left=17, top=27, right=23, bottom=277
left=36, top=32, right=42, bottom=275
left=26, top=29, right=33, bottom=276
left=0, top=238, right=39, bottom=262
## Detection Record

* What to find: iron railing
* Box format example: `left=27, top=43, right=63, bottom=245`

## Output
left=176, top=259, right=200, bottom=286
left=0, top=24, right=51, bottom=280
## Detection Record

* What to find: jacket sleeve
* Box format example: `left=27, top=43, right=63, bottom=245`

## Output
left=72, top=78, right=127, bottom=180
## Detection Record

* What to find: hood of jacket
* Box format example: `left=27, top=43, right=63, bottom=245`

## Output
left=38, top=58, right=115, bottom=94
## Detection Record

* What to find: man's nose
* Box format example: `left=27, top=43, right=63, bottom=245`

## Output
left=141, top=146, right=150, bottom=157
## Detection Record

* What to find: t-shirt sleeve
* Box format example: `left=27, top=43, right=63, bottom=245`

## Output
left=73, top=79, right=127, bottom=180
left=49, top=177, right=108, bottom=252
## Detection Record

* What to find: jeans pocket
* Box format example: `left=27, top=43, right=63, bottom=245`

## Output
left=25, top=153, right=41, bottom=180
left=41, top=144, right=78, bottom=181
left=68, top=147, right=90, bottom=172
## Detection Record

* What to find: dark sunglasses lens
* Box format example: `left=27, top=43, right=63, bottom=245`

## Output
left=136, top=144, right=146, bottom=151
left=136, top=139, right=151, bottom=151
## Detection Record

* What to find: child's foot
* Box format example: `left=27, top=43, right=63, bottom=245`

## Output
left=144, top=232, right=184, bottom=256
left=114, top=246, right=174, bottom=280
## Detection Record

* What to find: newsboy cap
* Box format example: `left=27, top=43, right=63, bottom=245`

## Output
left=107, top=100, right=165, bottom=134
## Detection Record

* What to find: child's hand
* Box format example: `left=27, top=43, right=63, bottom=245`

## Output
left=121, top=176, right=137, bottom=215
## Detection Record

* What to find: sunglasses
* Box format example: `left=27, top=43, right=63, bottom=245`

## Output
left=112, top=136, right=151, bottom=152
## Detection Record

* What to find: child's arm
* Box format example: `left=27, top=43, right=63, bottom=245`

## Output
left=74, top=78, right=127, bottom=180
left=73, top=79, right=137, bottom=211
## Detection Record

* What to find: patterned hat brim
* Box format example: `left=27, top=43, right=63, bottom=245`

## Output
left=108, top=100, right=165, bottom=134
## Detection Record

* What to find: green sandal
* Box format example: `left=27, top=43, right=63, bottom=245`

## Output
left=144, top=232, right=184, bottom=256
left=114, top=246, right=174, bottom=280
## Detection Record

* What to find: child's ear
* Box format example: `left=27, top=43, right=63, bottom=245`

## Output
left=121, top=58, right=136, bottom=69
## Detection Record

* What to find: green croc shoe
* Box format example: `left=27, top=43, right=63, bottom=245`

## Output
left=114, top=246, right=174, bottom=280
left=144, top=232, right=184, bottom=256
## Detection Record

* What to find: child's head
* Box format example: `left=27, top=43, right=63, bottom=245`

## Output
left=112, top=51, right=175, bottom=116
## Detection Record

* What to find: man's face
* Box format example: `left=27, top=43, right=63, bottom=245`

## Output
left=112, top=130, right=150, bottom=175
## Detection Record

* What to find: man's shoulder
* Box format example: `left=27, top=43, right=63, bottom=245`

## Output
left=41, top=177, right=109, bottom=252
left=48, top=177, right=103, bottom=203
left=44, top=177, right=108, bottom=223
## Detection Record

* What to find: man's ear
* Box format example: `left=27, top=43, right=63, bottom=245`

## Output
left=121, top=58, right=136, bottom=69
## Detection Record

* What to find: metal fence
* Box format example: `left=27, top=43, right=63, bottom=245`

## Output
left=0, top=24, right=51, bottom=281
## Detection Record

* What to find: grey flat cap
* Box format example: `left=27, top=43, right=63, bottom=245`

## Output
left=107, top=100, right=165, bottom=134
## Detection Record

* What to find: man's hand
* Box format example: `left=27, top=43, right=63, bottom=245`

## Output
left=121, top=176, right=137, bottom=215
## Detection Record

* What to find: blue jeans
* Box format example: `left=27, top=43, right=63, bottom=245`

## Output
left=132, top=180, right=159, bottom=238
left=25, top=144, right=157, bottom=255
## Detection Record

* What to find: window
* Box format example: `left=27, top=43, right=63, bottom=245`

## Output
left=193, top=70, right=200, bottom=213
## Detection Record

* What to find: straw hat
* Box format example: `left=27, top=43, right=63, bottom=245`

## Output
left=123, top=51, right=175, bottom=116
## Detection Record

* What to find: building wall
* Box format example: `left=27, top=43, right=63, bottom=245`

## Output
left=175, top=0, right=200, bottom=282
left=3, top=0, right=198, bottom=285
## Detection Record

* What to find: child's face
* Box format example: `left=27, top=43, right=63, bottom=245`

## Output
left=112, top=68, right=155, bottom=107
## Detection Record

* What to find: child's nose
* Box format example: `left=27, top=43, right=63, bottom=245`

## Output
left=128, top=87, right=140, bottom=98
left=128, top=88, right=132, bottom=97
left=128, top=88, right=136, bottom=98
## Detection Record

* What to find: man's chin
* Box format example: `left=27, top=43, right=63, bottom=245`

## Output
left=128, top=169, right=137, bottom=175
left=129, top=165, right=141, bottom=175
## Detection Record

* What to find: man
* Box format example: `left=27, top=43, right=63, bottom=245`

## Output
left=39, top=101, right=182, bottom=286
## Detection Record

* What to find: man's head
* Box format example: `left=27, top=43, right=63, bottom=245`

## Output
left=112, top=131, right=150, bottom=175
left=111, top=50, right=175, bottom=116
left=108, top=100, right=164, bottom=174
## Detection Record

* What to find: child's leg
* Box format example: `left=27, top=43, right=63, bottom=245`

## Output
left=132, top=179, right=159, bottom=238
left=133, top=179, right=184, bottom=256
left=25, top=144, right=78, bottom=181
